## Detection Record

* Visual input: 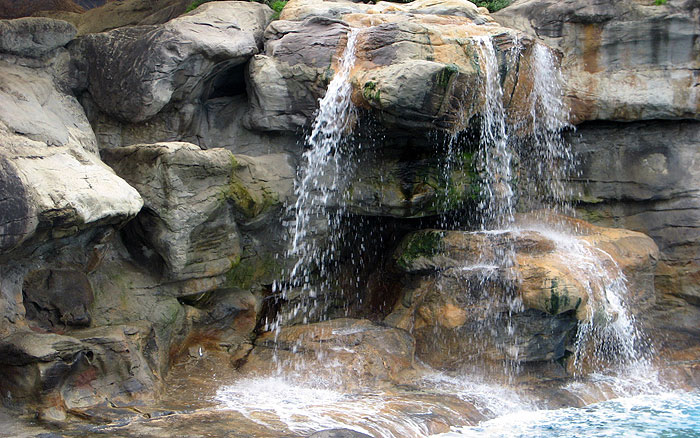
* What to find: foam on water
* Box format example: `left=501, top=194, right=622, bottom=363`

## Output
left=215, top=376, right=445, bottom=437
left=421, top=373, right=533, bottom=417
left=215, top=374, right=542, bottom=437
left=434, top=391, right=700, bottom=438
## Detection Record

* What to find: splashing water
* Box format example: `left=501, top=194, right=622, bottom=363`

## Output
left=214, top=374, right=533, bottom=437
left=434, top=391, right=700, bottom=438
left=517, top=43, right=576, bottom=214
left=515, top=222, right=655, bottom=377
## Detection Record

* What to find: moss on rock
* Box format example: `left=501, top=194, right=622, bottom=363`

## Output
left=396, top=230, right=445, bottom=270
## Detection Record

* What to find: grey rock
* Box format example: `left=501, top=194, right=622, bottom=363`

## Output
left=71, top=1, right=273, bottom=123
left=0, top=18, right=76, bottom=58
left=0, top=326, right=158, bottom=411
left=0, top=61, right=143, bottom=255
left=346, top=150, right=475, bottom=218
left=23, top=268, right=94, bottom=330
left=101, top=142, right=241, bottom=282
left=37, top=0, right=191, bottom=35
left=570, top=120, right=700, bottom=338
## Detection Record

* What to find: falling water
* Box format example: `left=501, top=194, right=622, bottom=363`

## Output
left=274, top=28, right=360, bottom=328
left=474, top=36, right=515, bottom=230
left=517, top=43, right=576, bottom=215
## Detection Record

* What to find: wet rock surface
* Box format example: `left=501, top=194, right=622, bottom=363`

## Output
left=0, top=0, right=698, bottom=435
left=386, top=213, right=659, bottom=368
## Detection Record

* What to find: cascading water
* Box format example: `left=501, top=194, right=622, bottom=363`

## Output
left=474, top=35, right=516, bottom=231
left=272, top=28, right=360, bottom=329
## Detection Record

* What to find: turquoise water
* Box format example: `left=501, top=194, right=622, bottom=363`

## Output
left=438, top=392, right=700, bottom=438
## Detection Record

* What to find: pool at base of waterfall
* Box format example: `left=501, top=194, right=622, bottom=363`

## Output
left=435, top=391, right=700, bottom=438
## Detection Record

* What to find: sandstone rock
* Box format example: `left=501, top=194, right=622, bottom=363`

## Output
left=0, top=0, right=84, bottom=20
left=346, top=148, right=476, bottom=217
left=386, top=213, right=658, bottom=367
left=246, top=0, right=543, bottom=132
left=22, top=268, right=94, bottom=330
left=0, top=18, right=76, bottom=58
left=494, top=0, right=700, bottom=123
left=71, top=1, right=273, bottom=123
left=0, top=326, right=157, bottom=413
left=178, top=288, right=260, bottom=361
left=102, top=142, right=294, bottom=291
left=242, top=318, right=416, bottom=387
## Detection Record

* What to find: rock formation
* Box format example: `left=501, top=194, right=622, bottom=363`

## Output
left=0, top=0, right=698, bottom=433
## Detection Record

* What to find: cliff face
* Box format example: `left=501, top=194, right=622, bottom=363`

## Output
left=0, top=0, right=698, bottom=425
left=495, top=0, right=700, bottom=354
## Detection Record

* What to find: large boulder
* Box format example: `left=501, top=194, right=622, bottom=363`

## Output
left=101, top=142, right=242, bottom=283
left=385, top=213, right=658, bottom=369
left=246, top=0, right=547, bottom=132
left=102, top=142, right=294, bottom=291
left=346, top=148, right=477, bottom=217
left=0, top=326, right=157, bottom=419
left=0, top=18, right=77, bottom=58
left=494, top=0, right=700, bottom=123
left=37, top=0, right=192, bottom=35
left=0, top=29, right=142, bottom=256
left=71, top=1, right=273, bottom=123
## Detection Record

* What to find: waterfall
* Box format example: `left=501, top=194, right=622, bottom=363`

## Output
left=474, top=36, right=515, bottom=230
left=273, top=28, right=360, bottom=329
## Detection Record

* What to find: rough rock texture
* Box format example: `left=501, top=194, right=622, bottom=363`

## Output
left=37, top=0, right=191, bottom=35
left=495, top=0, right=700, bottom=123
left=246, top=0, right=544, bottom=132
left=570, top=121, right=700, bottom=346
left=70, top=1, right=273, bottom=123
left=0, top=18, right=77, bottom=58
left=0, top=0, right=85, bottom=19
left=23, top=268, right=94, bottom=330
left=102, top=143, right=241, bottom=282
left=0, top=326, right=157, bottom=417
left=102, top=142, right=294, bottom=292
left=346, top=148, right=476, bottom=217
left=0, top=23, right=142, bottom=256
left=385, top=214, right=659, bottom=368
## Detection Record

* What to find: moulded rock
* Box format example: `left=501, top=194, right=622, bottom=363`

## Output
left=0, top=60, right=142, bottom=255
left=101, top=142, right=241, bottom=282
left=71, top=1, right=273, bottom=123
left=241, top=318, right=416, bottom=387
left=345, top=150, right=476, bottom=217
left=36, top=0, right=191, bottom=35
left=246, top=0, right=542, bottom=132
left=494, top=0, right=700, bottom=123
left=0, top=18, right=77, bottom=58
left=386, top=213, right=659, bottom=367
left=0, top=326, right=157, bottom=414
left=569, top=120, right=700, bottom=346
left=102, top=142, right=295, bottom=289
